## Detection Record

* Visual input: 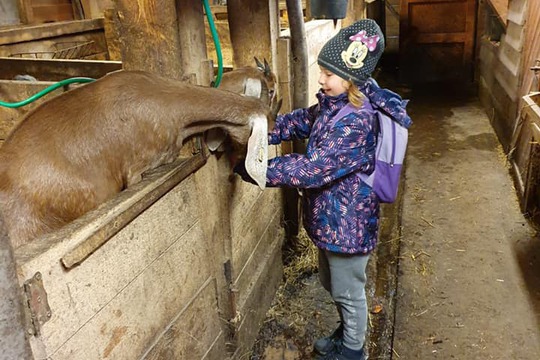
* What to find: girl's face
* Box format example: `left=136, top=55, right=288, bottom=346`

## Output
left=318, top=67, right=349, bottom=97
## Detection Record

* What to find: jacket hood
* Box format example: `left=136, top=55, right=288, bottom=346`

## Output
left=361, top=78, right=412, bottom=129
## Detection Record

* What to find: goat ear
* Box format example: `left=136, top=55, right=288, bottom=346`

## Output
left=243, top=78, right=262, bottom=99
left=263, top=58, right=271, bottom=77
left=254, top=57, right=264, bottom=72
left=245, top=115, right=268, bottom=190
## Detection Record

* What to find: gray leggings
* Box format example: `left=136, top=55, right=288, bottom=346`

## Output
left=318, top=249, right=370, bottom=351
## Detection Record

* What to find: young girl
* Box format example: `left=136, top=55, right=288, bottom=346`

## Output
left=236, top=19, right=411, bottom=360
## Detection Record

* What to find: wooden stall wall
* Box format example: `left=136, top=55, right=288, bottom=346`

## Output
left=509, top=1, right=540, bottom=220
left=1, top=2, right=285, bottom=359
left=399, top=0, right=477, bottom=83
left=478, top=0, right=527, bottom=150
left=519, top=0, right=540, bottom=96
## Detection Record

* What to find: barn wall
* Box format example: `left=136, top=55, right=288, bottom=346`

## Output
left=478, top=0, right=527, bottom=150
left=519, top=0, right=540, bottom=96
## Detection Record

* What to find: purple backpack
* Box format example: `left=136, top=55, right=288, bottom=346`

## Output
left=333, top=103, right=408, bottom=203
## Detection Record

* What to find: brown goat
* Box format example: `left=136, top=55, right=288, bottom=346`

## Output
left=0, top=69, right=275, bottom=249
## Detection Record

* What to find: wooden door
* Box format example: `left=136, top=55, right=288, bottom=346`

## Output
left=399, top=0, right=477, bottom=83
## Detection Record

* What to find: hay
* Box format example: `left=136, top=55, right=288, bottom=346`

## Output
left=282, top=229, right=318, bottom=286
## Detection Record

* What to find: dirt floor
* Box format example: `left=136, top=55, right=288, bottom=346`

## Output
left=247, top=68, right=540, bottom=359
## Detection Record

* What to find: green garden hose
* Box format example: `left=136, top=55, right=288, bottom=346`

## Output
left=202, top=0, right=223, bottom=87
left=0, top=77, right=95, bottom=108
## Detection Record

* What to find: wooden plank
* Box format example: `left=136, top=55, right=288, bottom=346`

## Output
left=232, top=209, right=283, bottom=302
left=277, top=36, right=292, bottom=113
left=80, top=0, right=113, bottom=19
left=0, top=19, right=103, bottom=45
left=0, top=57, right=122, bottom=81
left=29, top=4, right=75, bottom=24
left=31, top=0, right=71, bottom=5
left=231, top=187, right=282, bottom=283
left=15, top=175, right=215, bottom=357
left=231, top=232, right=283, bottom=358
left=487, top=0, right=509, bottom=20
left=37, top=226, right=221, bottom=359
left=142, top=278, right=227, bottom=360
left=62, top=155, right=207, bottom=268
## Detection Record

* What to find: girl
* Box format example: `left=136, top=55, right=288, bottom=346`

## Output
left=236, top=19, right=411, bottom=360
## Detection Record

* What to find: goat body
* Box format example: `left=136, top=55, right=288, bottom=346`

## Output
left=0, top=70, right=271, bottom=249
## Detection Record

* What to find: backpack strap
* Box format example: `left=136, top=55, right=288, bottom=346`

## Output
left=329, top=101, right=375, bottom=128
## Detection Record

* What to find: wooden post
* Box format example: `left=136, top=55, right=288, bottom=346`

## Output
left=114, top=0, right=183, bottom=79
left=343, top=0, right=366, bottom=26
left=103, top=8, right=122, bottom=61
left=0, top=214, right=32, bottom=360
left=176, top=0, right=213, bottom=85
left=227, top=0, right=279, bottom=68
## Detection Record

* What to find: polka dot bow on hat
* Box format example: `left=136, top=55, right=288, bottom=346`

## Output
left=318, top=19, right=385, bottom=85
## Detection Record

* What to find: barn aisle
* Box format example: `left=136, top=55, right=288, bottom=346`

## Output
left=392, top=82, right=540, bottom=359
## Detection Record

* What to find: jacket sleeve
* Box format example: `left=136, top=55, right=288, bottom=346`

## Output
left=268, top=104, right=319, bottom=145
left=266, top=111, right=376, bottom=188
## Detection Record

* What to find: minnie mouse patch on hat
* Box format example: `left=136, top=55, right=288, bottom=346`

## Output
left=318, top=19, right=385, bottom=85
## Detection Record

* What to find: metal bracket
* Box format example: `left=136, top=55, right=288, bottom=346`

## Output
left=531, top=59, right=540, bottom=72
left=22, top=272, right=51, bottom=336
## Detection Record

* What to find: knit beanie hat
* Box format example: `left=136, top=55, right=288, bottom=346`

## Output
left=317, top=19, right=385, bottom=85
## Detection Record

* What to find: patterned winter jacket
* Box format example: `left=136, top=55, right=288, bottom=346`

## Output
left=266, top=78, right=412, bottom=254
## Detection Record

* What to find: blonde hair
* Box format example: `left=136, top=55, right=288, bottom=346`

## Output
left=344, top=79, right=365, bottom=108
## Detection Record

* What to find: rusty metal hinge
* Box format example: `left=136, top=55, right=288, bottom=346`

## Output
left=22, top=272, right=51, bottom=336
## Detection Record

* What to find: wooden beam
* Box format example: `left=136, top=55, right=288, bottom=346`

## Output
left=0, top=18, right=103, bottom=45
left=0, top=57, right=121, bottom=81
